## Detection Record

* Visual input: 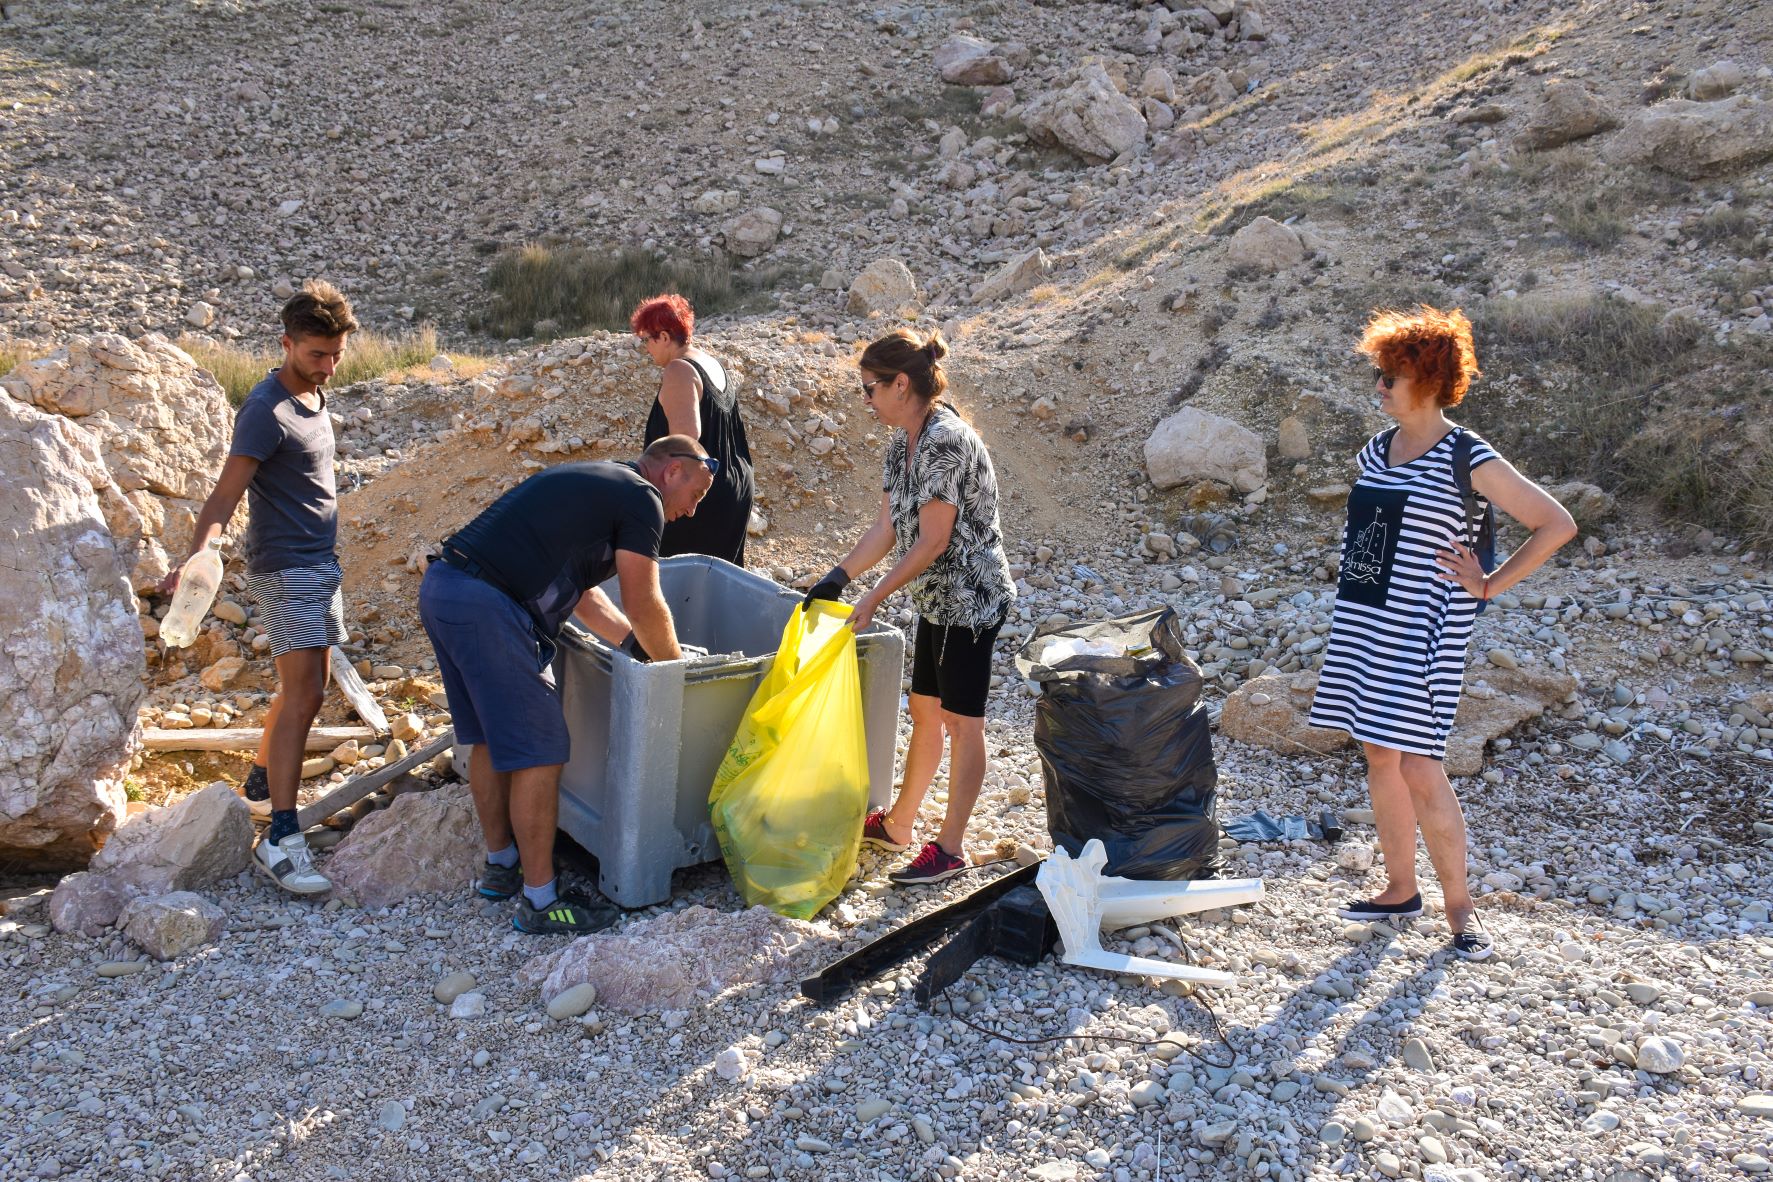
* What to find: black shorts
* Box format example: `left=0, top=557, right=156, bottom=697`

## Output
left=910, top=615, right=1005, bottom=718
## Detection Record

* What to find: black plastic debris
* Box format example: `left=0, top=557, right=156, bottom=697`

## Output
left=912, top=886, right=1058, bottom=1006
left=798, top=863, right=1039, bottom=1007
left=1017, top=607, right=1219, bottom=881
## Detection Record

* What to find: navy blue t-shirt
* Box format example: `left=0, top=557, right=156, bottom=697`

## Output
left=445, top=461, right=664, bottom=637
left=229, top=371, right=337, bottom=574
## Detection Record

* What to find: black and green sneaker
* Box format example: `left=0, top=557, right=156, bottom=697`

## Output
left=513, top=892, right=620, bottom=935
left=476, top=860, right=523, bottom=900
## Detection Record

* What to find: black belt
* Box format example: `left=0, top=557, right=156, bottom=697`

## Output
left=433, top=545, right=523, bottom=605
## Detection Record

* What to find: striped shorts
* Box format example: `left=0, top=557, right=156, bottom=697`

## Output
left=246, top=560, right=347, bottom=657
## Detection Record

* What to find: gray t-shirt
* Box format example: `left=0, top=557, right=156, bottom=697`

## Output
left=230, top=371, right=337, bottom=574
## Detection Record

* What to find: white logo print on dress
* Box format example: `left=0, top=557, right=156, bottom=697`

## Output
left=1343, top=508, right=1388, bottom=585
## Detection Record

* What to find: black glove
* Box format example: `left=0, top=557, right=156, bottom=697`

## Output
left=619, top=631, right=650, bottom=662
left=802, top=565, right=851, bottom=609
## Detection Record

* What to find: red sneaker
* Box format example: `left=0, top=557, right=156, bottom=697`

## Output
left=862, top=809, right=910, bottom=853
left=888, top=842, right=966, bottom=886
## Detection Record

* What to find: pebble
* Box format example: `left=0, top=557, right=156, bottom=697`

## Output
left=545, top=983, right=598, bottom=1020
left=450, top=992, right=487, bottom=1019
left=434, top=971, right=477, bottom=1004
left=1635, top=1035, right=1685, bottom=1074
left=321, top=999, right=364, bottom=1020
left=1402, top=1037, right=1436, bottom=1072
left=1624, top=982, right=1662, bottom=1005
left=855, top=1098, right=892, bottom=1123
left=1319, top=1121, right=1346, bottom=1145
left=1742, top=1095, right=1773, bottom=1118
left=1351, top=1117, right=1379, bottom=1142
left=95, top=960, right=148, bottom=977
left=378, top=1100, right=406, bottom=1132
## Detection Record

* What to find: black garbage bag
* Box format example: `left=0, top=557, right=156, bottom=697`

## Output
left=1015, top=606, right=1218, bottom=880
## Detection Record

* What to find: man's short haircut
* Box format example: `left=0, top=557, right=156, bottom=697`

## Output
left=642, top=434, right=708, bottom=464
left=281, top=280, right=360, bottom=340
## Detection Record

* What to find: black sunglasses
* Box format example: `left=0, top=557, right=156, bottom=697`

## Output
left=1373, top=368, right=1398, bottom=390
left=668, top=453, right=719, bottom=478
left=860, top=377, right=887, bottom=398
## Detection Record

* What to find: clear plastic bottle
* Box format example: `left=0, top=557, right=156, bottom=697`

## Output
left=161, top=541, right=224, bottom=648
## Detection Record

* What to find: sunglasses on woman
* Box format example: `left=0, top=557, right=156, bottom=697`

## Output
left=1373, top=368, right=1398, bottom=390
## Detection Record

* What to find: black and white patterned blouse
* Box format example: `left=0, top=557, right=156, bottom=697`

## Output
left=882, top=403, right=1017, bottom=630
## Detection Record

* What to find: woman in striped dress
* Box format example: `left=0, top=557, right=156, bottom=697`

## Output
left=1308, top=306, right=1576, bottom=960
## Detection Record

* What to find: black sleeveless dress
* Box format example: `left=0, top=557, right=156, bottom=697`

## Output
left=644, top=355, right=755, bottom=566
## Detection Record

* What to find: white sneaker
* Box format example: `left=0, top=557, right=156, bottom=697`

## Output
left=245, top=795, right=272, bottom=821
left=254, top=833, right=331, bottom=895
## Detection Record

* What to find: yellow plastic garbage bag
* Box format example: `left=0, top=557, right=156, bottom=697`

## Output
left=709, top=601, right=869, bottom=919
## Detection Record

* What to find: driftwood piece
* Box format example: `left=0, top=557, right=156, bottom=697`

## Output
left=141, top=725, right=376, bottom=753
left=295, top=729, right=456, bottom=830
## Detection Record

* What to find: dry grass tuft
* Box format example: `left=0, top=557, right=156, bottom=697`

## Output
left=179, top=326, right=476, bottom=405
left=0, top=340, right=51, bottom=379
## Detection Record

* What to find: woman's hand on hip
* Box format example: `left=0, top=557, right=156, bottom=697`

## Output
left=1434, top=540, right=1486, bottom=597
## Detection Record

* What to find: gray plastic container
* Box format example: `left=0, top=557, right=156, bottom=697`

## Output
left=457, top=555, right=904, bottom=908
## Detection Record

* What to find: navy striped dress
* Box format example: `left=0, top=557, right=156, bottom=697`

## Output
left=1308, top=426, right=1498, bottom=759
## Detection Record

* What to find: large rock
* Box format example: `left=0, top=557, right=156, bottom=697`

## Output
left=1185, top=68, right=1241, bottom=110
left=0, top=334, right=232, bottom=590
left=1446, top=665, right=1578, bottom=777
left=933, top=35, right=1023, bottom=86
left=1219, top=670, right=1353, bottom=756
left=1603, top=97, right=1773, bottom=179
left=1516, top=79, right=1620, bottom=150
left=0, top=396, right=143, bottom=870
left=1022, top=65, right=1148, bottom=163
left=518, top=905, right=838, bottom=1015
left=48, top=870, right=130, bottom=936
left=845, top=258, right=922, bottom=317
left=1546, top=481, right=1615, bottom=529
left=89, top=782, right=253, bottom=893
left=1144, top=407, right=1266, bottom=491
left=326, top=782, right=482, bottom=909
left=722, top=207, right=783, bottom=258
left=120, top=891, right=226, bottom=960
left=971, top=248, right=1052, bottom=305
left=1225, top=216, right=1305, bottom=272
left=1687, top=60, right=1745, bottom=101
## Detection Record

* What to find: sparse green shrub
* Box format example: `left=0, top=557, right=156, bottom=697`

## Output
left=479, top=244, right=790, bottom=340
left=1467, top=294, right=1772, bottom=549
left=1552, top=195, right=1627, bottom=251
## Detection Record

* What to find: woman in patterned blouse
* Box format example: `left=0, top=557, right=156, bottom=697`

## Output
left=804, top=328, right=1017, bottom=885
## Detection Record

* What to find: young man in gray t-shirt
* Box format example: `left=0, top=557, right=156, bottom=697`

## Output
left=165, top=281, right=358, bottom=896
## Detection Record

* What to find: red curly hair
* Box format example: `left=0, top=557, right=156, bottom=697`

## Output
left=1356, top=305, right=1481, bottom=407
left=629, top=293, right=695, bottom=344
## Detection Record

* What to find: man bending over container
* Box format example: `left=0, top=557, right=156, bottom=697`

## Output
left=166, top=280, right=358, bottom=897
left=419, top=436, right=715, bottom=934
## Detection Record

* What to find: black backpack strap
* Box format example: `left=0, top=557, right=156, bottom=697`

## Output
left=1376, top=426, right=1399, bottom=465
left=1451, top=429, right=1482, bottom=546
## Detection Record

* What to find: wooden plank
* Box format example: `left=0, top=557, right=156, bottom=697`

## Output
left=296, top=729, right=455, bottom=830
left=141, top=725, right=375, bottom=753
left=330, top=646, right=390, bottom=734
